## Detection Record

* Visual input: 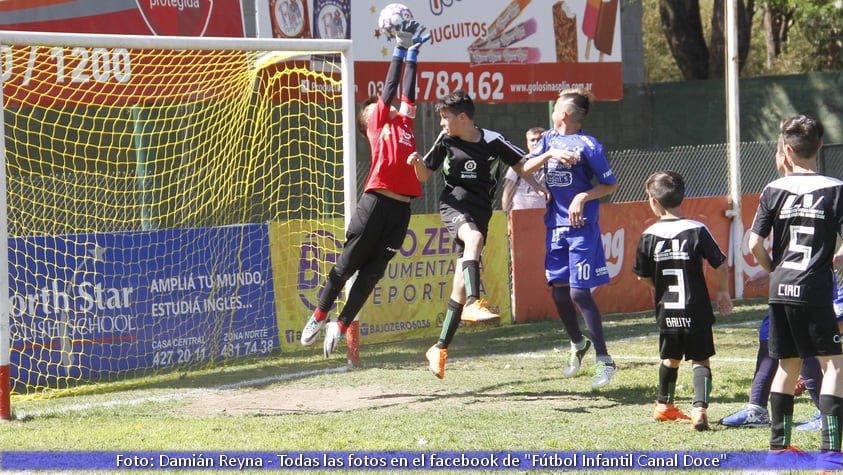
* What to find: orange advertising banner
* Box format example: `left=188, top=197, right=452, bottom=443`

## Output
left=510, top=196, right=736, bottom=321
left=739, top=194, right=770, bottom=298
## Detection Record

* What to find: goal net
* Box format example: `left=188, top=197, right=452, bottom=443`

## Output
left=0, top=31, right=355, bottom=416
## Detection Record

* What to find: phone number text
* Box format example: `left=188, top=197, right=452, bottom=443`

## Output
left=367, top=70, right=505, bottom=102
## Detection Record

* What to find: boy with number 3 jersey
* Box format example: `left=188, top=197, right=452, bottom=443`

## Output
left=633, top=170, right=732, bottom=431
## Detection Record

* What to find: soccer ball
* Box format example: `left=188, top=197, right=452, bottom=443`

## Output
left=378, top=3, right=413, bottom=37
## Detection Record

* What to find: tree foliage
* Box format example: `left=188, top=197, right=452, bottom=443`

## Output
left=798, top=0, right=843, bottom=70
left=645, top=0, right=843, bottom=82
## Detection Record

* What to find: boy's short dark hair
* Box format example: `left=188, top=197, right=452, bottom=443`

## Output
left=557, top=88, right=591, bottom=123
left=357, top=96, right=378, bottom=136
left=780, top=114, right=824, bottom=160
left=645, top=170, right=686, bottom=209
left=435, top=90, right=474, bottom=119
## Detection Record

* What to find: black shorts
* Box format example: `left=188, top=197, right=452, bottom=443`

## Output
left=334, top=191, right=411, bottom=278
left=768, top=302, right=843, bottom=359
left=439, top=195, right=492, bottom=258
left=659, top=329, right=715, bottom=361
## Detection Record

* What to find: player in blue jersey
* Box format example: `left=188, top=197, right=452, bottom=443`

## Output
left=633, top=170, right=732, bottom=431
left=749, top=115, right=843, bottom=469
left=521, top=88, right=619, bottom=388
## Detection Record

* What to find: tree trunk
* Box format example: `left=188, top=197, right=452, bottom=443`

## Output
left=761, top=2, right=795, bottom=68
left=659, top=0, right=754, bottom=80
left=709, top=0, right=754, bottom=79
left=658, top=0, right=709, bottom=79
left=710, top=0, right=725, bottom=78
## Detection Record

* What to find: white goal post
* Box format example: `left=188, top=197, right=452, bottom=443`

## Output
left=0, top=30, right=356, bottom=420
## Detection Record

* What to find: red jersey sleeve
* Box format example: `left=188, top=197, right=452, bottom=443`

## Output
left=362, top=99, right=422, bottom=198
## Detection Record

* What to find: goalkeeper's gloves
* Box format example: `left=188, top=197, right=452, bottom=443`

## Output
left=407, top=27, right=430, bottom=63
left=394, top=19, right=423, bottom=49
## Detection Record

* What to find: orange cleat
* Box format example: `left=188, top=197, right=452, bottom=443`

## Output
left=691, top=407, right=709, bottom=431
left=461, top=299, right=500, bottom=322
left=653, top=402, right=691, bottom=423
left=425, top=345, right=447, bottom=379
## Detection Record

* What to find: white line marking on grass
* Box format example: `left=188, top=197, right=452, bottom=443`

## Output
left=15, top=366, right=350, bottom=419
left=506, top=352, right=754, bottom=363
left=15, top=318, right=763, bottom=419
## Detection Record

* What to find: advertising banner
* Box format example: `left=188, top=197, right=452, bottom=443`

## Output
left=510, top=197, right=735, bottom=320
left=268, top=0, right=623, bottom=103
left=271, top=213, right=511, bottom=352
left=0, top=44, right=251, bottom=108
left=352, top=0, right=623, bottom=103
left=739, top=194, right=770, bottom=298
left=9, top=225, right=277, bottom=389
left=0, top=0, right=246, bottom=37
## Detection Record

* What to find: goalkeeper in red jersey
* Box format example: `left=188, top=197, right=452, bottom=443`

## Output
left=299, top=19, right=430, bottom=358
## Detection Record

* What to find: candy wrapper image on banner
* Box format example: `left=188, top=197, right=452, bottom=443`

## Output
left=271, top=0, right=311, bottom=38
left=350, top=0, right=622, bottom=103
left=314, top=0, right=350, bottom=40
left=312, top=0, right=350, bottom=66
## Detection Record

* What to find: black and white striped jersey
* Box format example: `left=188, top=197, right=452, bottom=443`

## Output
left=424, top=128, right=525, bottom=209
left=633, top=218, right=727, bottom=333
left=751, top=173, right=843, bottom=305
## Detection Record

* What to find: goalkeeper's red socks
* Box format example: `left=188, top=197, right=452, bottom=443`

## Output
left=314, top=308, right=348, bottom=333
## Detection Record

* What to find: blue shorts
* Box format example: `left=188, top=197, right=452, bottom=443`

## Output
left=545, top=223, right=610, bottom=288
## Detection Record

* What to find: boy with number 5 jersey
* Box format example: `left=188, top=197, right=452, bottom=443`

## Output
left=749, top=115, right=843, bottom=469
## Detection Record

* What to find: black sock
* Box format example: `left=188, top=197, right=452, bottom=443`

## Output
left=658, top=364, right=678, bottom=404
left=819, top=394, right=843, bottom=451
left=462, top=260, right=480, bottom=305
left=437, top=299, right=463, bottom=349
left=770, top=392, right=795, bottom=450
left=692, top=365, right=712, bottom=408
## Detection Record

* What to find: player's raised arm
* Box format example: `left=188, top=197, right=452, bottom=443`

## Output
left=397, top=20, right=428, bottom=118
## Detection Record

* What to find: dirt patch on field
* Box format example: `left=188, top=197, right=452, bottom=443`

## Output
left=179, top=384, right=423, bottom=417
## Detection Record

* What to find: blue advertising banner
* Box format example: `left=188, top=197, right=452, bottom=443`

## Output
left=9, top=225, right=277, bottom=390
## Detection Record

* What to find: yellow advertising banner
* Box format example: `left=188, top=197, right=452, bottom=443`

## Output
left=270, top=212, right=511, bottom=352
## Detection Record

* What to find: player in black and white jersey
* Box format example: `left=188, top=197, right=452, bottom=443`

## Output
left=411, top=90, right=547, bottom=379
left=748, top=115, right=843, bottom=466
left=633, top=170, right=732, bottom=431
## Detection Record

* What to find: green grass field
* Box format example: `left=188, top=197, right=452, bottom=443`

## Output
left=0, top=299, right=824, bottom=474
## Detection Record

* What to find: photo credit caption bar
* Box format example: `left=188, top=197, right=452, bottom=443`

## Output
left=0, top=451, right=786, bottom=470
